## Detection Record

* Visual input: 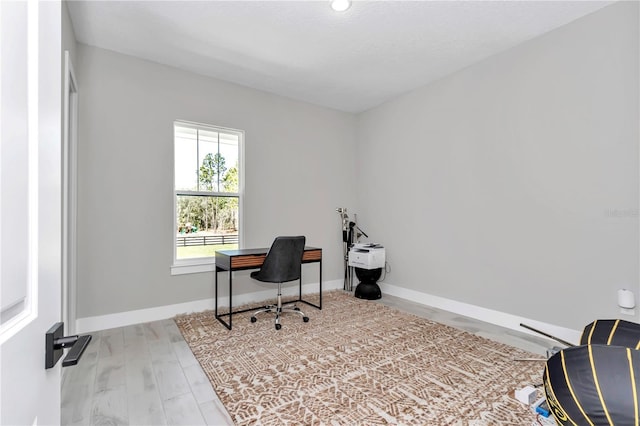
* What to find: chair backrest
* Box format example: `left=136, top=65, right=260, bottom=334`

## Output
left=253, top=236, right=306, bottom=283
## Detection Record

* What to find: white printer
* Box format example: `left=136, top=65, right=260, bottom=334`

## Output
left=348, top=243, right=385, bottom=269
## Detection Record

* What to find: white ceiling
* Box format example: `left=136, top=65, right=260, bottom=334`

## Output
left=67, top=0, right=613, bottom=113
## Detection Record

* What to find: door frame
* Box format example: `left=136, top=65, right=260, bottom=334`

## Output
left=62, top=50, right=78, bottom=334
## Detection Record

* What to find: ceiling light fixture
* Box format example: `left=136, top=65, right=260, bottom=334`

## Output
left=331, top=0, right=351, bottom=12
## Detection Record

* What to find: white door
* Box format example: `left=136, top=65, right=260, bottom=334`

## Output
left=1, top=1, right=63, bottom=424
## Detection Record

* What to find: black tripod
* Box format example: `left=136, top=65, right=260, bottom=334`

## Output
left=336, top=208, right=368, bottom=292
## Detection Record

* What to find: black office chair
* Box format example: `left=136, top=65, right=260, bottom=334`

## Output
left=250, top=236, right=309, bottom=330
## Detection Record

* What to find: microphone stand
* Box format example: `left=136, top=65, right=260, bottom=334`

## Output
left=336, top=209, right=370, bottom=292
left=337, top=208, right=352, bottom=291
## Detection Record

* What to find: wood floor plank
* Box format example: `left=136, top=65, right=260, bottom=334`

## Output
left=143, top=320, right=170, bottom=342
left=123, top=324, right=148, bottom=357
left=151, top=358, right=192, bottom=401
left=91, top=386, right=128, bottom=426
left=127, top=389, right=167, bottom=426
left=95, top=353, right=126, bottom=392
left=164, top=320, right=186, bottom=343
left=123, top=323, right=145, bottom=344
left=183, top=364, right=216, bottom=404
left=163, top=393, right=207, bottom=426
left=199, top=400, right=234, bottom=426
left=99, top=328, right=125, bottom=358
left=61, top=382, right=94, bottom=426
left=147, top=339, right=177, bottom=363
left=125, top=358, right=157, bottom=395
left=172, top=339, right=198, bottom=369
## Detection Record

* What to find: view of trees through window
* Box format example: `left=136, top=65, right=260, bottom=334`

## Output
left=174, top=123, right=241, bottom=259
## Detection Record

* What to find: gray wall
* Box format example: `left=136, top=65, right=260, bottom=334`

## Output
left=75, top=45, right=357, bottom=318
left=75, top=2, right=639, bottom=330
left=62, top=2, right=77, bottom=67
left=356, top=2, right=639, bottom=330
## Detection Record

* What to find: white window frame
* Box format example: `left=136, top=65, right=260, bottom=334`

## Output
left=171, top=120, right=244, bottom=275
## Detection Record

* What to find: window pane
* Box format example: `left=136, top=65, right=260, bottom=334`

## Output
left=175, top=127, right=198, bottom=191
left=198, top=131, right=220, bottom=192
left=219, top=134, right=239, bottom=193
left=176, top=195, right=238, bottom=259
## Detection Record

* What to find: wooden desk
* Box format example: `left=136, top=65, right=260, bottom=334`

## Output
left=214, top=246, right=322, bottom=330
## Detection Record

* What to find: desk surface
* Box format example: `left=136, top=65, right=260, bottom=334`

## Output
left=215, top=246, right=322, bottom=271
left=215, top=246, right=321, bottom=257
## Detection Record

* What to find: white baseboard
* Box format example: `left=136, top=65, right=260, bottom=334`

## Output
left=379, top=282, right=581, bottom=346
left=77, top=279, right=580, bottom=345
left=76, top=279, right=343, bottom=334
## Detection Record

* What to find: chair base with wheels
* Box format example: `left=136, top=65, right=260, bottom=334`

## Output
left=250, top=281, right=309, bottom=330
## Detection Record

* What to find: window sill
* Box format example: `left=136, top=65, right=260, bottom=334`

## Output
left=171, top=260, right=215, bottom=276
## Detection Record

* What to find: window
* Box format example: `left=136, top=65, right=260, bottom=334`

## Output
left=172, top=121, right=243, bottom=274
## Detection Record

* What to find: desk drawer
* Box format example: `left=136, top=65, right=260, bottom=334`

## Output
left=230, top=254, right=266, bottom=269
left=302, top=250, right=322, bottom=262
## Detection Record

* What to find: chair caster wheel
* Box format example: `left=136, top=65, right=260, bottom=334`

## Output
left=250, top=317, right=257, bottom=323
left=303, top=317, right=309, bottom=322
left=275, top=324, right=282, bottom=330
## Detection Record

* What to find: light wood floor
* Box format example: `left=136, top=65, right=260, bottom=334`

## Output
left=61, top=319, right=232, bottom=425
left=61, top=292, right=557, bottom=425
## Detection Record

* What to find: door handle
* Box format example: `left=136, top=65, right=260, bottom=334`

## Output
left=45, top=322, right=92, bottom=369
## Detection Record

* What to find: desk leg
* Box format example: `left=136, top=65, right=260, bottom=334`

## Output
left=215, top=267, right=218, bottom=317
left=298, top=260, right=322, bottom=310
left=214, top=266, right=232, bottom=330
left=298, top=276, right=302, bottom=301
left=228, top=269, right=232, bottom=329
left=319, top=259, right=322, bottom=309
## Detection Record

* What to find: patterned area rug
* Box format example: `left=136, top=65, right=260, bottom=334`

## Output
left=175, top=291, right=543, bottom=425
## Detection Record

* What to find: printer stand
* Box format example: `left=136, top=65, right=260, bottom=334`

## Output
left=354, top=267, right=382, bottom=300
